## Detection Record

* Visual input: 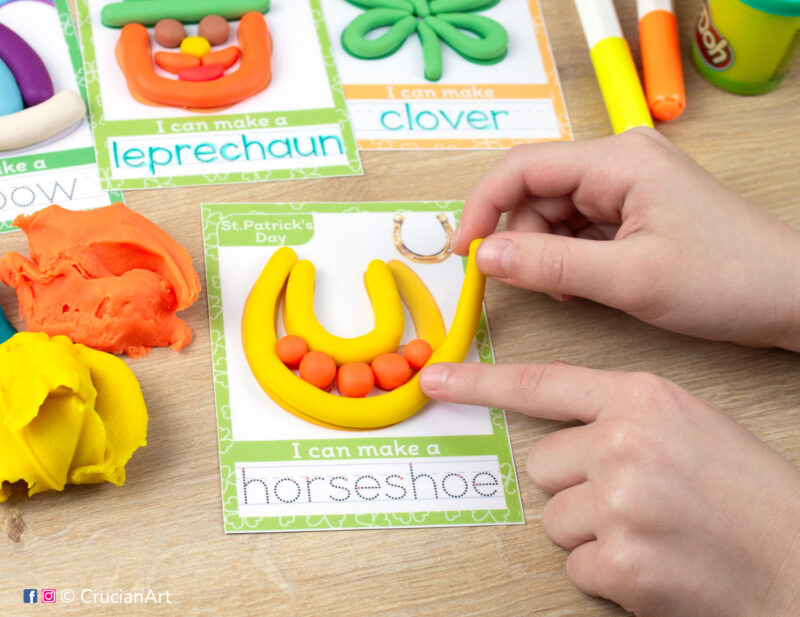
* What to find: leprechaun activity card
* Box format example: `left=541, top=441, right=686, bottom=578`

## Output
left=73, top=0, right=363, bottom=190
left=320, top=0, right=572, bottom=149
left=0, top=0, right=121, bottom=233
left=203, top=202, right=524, bottom=532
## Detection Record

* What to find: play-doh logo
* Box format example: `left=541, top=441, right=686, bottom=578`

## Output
left=695, top=0, right=733, bottom=70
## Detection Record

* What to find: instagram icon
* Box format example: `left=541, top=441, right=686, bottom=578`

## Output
left=41, top=589, right=57, bottom=604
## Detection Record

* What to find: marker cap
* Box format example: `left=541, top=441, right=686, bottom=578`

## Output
left=639, top=9, right=685, bottom=121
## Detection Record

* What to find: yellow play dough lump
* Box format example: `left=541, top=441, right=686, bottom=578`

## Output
left=0, top=332, right=148, bottom=502
left=180, top=36, right=211, bottom=58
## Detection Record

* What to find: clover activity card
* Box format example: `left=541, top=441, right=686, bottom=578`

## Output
left=0, top=0, right=120, bottom=233
left=320, top=0, right=572, bottom=149
left=74, top=0, right=363, bottom=190
left=203, top=202, right=524, bottom=532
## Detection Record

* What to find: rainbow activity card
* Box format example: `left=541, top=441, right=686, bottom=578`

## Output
left=320, top=0, right=572, bottom=149
left=73, top=0, right=362, bottom=191
left=0, top=0, right=120, bottom=233
left=202, top=201, right=524, bottom=532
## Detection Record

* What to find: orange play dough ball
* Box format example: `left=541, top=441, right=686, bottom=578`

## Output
left=276, top=335, right=307, bottom=368
left=336, top=362, right=375, bottom=398
left=403, top=338, right=433, bottom=370
left=299, top=350, right=336, bottom=390
left=372, top=353, right=411, bottom=391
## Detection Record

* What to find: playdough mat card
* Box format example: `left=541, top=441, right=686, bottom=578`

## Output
left=0, top=0, right=121, bottom=233
left=74, top=0, right=363, bottom=190
left=320, top=0, right=572, bottom=149
left=203, top=201, right=523, bottom=532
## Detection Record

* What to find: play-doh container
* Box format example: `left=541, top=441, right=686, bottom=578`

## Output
left=691, top=0, right=800, bottom=94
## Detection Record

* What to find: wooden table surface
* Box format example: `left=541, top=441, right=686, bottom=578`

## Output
left=3, top=1, right=800, bottom=615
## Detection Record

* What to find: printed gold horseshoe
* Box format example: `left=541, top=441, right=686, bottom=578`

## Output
left=393, top=213, right=454, bottom=264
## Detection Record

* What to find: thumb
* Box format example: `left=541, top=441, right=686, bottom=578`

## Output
left=477, top=231, right=638, bottom=307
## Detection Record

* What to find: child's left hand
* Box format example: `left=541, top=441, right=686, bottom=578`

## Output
left=420, top=361, right=800, bottom=617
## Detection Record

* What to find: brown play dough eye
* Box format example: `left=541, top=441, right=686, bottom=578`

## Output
left=198, top=15, right=230, bottom=46
left=154, top=19, right=186, bottom=48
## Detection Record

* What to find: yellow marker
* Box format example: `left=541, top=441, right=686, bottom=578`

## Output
left=574, top=0, right=653, bottom=134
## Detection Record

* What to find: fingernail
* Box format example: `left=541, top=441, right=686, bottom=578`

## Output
left=525, top=459, right=535, bottom=480
left=452, top=224, right=463, bottom=248
left=419, top=364, right=449, bottom=393
left=477, top=237, right=514, bottom=278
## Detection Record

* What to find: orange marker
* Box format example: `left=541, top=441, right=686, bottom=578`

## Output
left=638, top=0, right=686, bottom=121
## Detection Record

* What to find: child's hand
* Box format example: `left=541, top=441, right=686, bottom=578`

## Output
left=420, top=362, right=800, bottom=617
left=456, top=128, right=800, bottom=351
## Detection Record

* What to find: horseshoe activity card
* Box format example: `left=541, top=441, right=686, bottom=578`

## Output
left=73, top=0, right=363, bottom=190
left=320, top=0, right=572, bottom=149
left=0, top=0, right=120, bottom=232
left=203, top=202, right=524, bottom=532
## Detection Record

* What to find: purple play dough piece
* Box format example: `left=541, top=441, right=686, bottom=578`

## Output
left=0, top=21, right=53, bottom=107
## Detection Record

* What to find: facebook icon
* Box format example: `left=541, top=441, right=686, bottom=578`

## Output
left=23, top=589, right=38, bottom=603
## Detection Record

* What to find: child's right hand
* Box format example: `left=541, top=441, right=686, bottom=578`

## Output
left=455, top=128, right=800, bottom=351
left=420, top=361, right=800, bottom=617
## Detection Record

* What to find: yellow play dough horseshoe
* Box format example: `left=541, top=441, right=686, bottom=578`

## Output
left=387, top=260, right=446, bottom=349
left=241, top=239, right=485, bottom=430
left=284, top=259, right=404, bottom=365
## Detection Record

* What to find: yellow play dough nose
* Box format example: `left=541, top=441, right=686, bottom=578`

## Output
left=180, top=36, right=211, bottom=58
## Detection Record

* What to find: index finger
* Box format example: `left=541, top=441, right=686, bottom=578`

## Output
left=419, top=361, right=621, bottom=424
left=454, top=129, right=664, bottom=254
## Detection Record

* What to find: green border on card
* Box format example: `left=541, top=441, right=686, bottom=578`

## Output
left=56, top=0, right=124, bottom=206
left=0, top=1, right=121, bottom=234
left=74, top=0, right=363, bottom=191
left=56, top=0, right=89, bottom=105
left=202, top=201, right=524, bottom=532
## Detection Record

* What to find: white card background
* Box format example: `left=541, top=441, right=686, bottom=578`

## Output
left=87, top=0, right=335, bottom=121
left=321, top=0, right=548, bottom=85
left=0, top=1, right=91, bottom=154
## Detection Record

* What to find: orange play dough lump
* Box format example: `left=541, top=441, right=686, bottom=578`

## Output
left=0, top=203, right=201, bottom=358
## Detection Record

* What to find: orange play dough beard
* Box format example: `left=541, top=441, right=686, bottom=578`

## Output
left=115, top=11, right=272, bottom=110
left=0, top=203, right=201, bottom=359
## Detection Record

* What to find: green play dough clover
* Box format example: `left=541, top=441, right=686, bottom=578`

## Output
left=341, top=0, right=508, bottom=81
